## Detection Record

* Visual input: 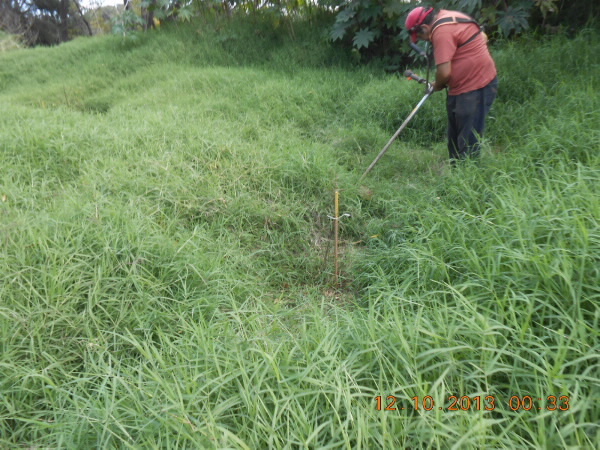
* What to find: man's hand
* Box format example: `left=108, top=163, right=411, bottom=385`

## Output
left=434, top=61, right=451, bottom=91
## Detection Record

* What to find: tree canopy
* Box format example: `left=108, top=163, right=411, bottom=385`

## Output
left=1, top=0, right=598, bottom=51
left=330, top=0, right=600, bottom=66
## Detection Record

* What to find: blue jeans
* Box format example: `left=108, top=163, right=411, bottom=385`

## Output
left=447, top=77, right=498, bottom=163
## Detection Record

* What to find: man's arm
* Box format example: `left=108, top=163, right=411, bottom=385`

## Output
left=434, top=61, right=451, bottom=91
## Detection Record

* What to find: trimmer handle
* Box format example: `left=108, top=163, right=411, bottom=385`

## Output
left=404, top=70, right=427, bottom=84
left=410, top=42, right=427, bottom=58
left=404, top=70, right=434, bottom=93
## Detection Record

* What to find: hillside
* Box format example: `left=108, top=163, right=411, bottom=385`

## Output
left=1, top=17, right=599, bottom=448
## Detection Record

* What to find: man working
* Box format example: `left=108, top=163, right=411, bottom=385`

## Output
left=405, top=6, right=498, bottom=164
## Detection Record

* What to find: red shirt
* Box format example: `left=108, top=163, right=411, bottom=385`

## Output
left=432, top=10, right=497, bottom=95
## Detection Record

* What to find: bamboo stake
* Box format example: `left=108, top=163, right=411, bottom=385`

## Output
left=334, top=189, right=340, bottom=287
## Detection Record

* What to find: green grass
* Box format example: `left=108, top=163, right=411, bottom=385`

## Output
left=1, top=17, right=598, bottom=448
left=0, top=31, right=23, bottom=52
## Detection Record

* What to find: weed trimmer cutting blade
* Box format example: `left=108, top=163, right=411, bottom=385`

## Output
left=360, top=71, right=434, bottom=180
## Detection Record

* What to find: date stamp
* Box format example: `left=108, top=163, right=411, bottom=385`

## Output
left=375, top=395, right=570, bottom=412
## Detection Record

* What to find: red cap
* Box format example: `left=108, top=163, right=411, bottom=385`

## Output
left=405, top=7, right=434, bottom=43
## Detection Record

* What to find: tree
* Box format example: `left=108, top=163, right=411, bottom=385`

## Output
left=0, top=0, right=93, bottom=45
left=0, top=0, right=36, bottom=44
left=329, top=0, right=600, bottom=65
left=111, top=0, right=194, bottom=37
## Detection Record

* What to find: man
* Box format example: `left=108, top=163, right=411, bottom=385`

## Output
left=405, top=6, right=498, bottom=164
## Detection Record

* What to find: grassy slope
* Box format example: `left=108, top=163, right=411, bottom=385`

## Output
left=1, top=17, right=598, bottom=448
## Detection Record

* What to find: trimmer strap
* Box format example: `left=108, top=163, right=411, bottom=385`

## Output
left=431, top=16, right=482, bottom=48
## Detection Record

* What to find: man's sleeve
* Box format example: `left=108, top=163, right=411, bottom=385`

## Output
left=433, top=27, right=458, bottom=65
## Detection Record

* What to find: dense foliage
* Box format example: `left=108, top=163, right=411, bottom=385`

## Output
left=2, top=0, right=599, bottom=49
left=330, top=0, right=600, bottom=64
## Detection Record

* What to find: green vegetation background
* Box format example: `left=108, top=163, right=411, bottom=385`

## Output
left=1, top=16, right=598, bottom=448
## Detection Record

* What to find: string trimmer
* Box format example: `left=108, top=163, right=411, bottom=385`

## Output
left=360, top=70, right=434, bottom=180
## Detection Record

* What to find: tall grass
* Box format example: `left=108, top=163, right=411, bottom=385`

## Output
left=0, top=16, right=598, bottom=448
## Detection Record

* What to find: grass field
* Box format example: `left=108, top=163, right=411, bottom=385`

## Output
left=1, top=17, right=599, bottom=448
